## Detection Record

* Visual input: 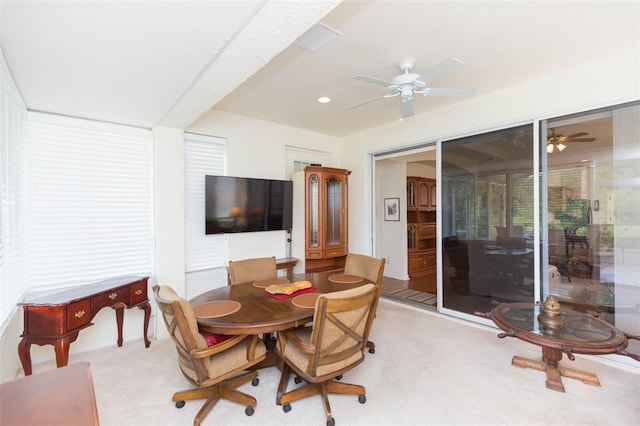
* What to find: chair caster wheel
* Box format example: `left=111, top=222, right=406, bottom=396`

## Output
left=245, top=406, right=254, bottom=416
left=327, top=417, right=335, bottom=426
left=175, top=400, right=185, bottom=409
left=294, top=376, right=302, bottom=384
left=251, top=377, right=259, bottom=386
left=335, top=374, right=343, bottom=380
left=358, top=394, right=366, bottom=404
left=283, top=403, right=292, bottom=413
left=368, top=347, right=375, bottom=354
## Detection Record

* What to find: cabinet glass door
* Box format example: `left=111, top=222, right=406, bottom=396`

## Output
left=325, top=176, right=341, bottom=246
left=309, top=175, right=319, bottom=247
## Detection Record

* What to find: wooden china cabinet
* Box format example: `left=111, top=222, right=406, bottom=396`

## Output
left=303, top=166, right=351, bottom=272
left=407, top=177, right=437, bottom=278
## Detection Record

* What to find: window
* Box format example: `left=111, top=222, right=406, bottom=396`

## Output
left=25, top=113, right=153, bottom=289
left=0, top=56, right=27, bottom=327
left=184, top=133, right=226, bottom=272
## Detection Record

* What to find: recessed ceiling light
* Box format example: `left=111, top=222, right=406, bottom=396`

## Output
left=317, top=97, right=331, bottom=104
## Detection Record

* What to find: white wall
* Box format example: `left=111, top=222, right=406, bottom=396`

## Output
left=184, top=110, right=341, bottom=295
left=375, top=160, right=407, bottom=279
left=341, top=50, right=640, bottom=255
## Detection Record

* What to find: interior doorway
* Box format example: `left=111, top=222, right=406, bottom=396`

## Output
left=374, top=146, right=437, bottom=309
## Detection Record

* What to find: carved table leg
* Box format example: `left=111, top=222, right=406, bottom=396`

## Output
left=18, top=338, right=33, bottom=376
left=139, top=301, right=151, bottom=348
left=114, top=305, right=125, bottom=347
left=541, top=347, right=565, bottom=392
left=54, top=337, right=71, bottom=369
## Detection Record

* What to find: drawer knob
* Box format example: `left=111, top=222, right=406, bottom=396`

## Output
left=135, top=289, right=143, bottom=296
left=74, top=310, right=85, bottom=318
left=109, top=292, right=117, bottom=300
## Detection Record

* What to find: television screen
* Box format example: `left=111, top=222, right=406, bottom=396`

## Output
left=205, top=175, right=293, bottom=234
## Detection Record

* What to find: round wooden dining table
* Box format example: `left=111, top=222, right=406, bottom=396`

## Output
left=190, top=272, right=371, bottom=336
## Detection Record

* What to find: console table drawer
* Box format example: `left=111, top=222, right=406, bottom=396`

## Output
left=129, top=280, right=147, bottom=304
left=68, top=300, right=91, bottom=330
left=91, top=287, right=130, bottom=308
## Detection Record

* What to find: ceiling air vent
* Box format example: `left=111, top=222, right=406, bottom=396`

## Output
left=294, top=23, right=342, bottom=53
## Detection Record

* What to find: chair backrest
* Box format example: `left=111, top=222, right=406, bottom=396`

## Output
left=343, top=253, right=385, bottom=284
left=227, top=256, right=277, bottom=285
left=153, top=285, right=212, bottom=383
left=307, top=283, right=380, bottom=379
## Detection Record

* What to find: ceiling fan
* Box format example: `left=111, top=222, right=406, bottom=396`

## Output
left=546, top=128, right=596, bottom=153
left=348, top=58, right=477, bottom=119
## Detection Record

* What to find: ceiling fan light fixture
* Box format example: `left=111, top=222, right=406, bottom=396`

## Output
left=547, top=143, right=554, bottom=153
left=557, top=143, right=567, bottom=152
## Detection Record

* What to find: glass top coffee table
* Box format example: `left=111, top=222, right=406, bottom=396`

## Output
left=483, top=299, right=631, bottom=392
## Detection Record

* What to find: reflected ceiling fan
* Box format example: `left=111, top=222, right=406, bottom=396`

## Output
left=546, top=128, right=596, bottom=153
left=348, top=58, right=477, bottom=119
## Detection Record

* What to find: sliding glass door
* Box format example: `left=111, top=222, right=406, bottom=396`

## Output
left=440, top=125, right=536, bottom=317
left=543, top=104, right=639, bottom=358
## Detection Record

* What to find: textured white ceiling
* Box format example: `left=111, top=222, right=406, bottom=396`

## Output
left=1, top=1, right=638, bottom=136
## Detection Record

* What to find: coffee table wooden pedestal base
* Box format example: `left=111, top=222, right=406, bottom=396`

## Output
left=512, top=347, right=601, bottom=392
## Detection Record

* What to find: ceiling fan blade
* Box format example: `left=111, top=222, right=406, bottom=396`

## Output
left=567, top=138, right=596, bottom=142
left=347, top=95, right=387, bottom=110
left=352, top=74, right=392, bottom=87
left=424, top=87, right=477, bottom=97
left=567, top=132, right=588, bottom=138
left=401, top=99, right=414, bottom=118
left=416, top=58, right=464, bottom=85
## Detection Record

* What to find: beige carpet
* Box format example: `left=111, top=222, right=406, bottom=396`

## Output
left=26, top=299, right=639, bottom=426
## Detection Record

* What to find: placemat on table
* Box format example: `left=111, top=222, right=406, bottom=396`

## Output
left=328, top=274, right=364, bottom=284
left=193, top=300, right=241, bottom=318
left=291, top=292, right=322, bottom=308
left=253, top=277, right=289, bottom=288
left=263, top=286, right=318, bottom=299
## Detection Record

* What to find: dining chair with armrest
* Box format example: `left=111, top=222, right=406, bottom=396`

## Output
left=227, top=256, right=277, bottom=285
left=276, top=283, right=380, bottom=426
left=153, top=285, right=267, bottom=426
left=343, top=253, right=385, bottom=353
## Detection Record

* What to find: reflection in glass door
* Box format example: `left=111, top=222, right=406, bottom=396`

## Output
left=543, top=104, right=640, bottom=358
left=441, top=125, right=535, bottom=317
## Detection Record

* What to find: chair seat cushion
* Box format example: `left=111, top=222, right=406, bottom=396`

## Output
left=200, top=330, right=231, bottom=346
left=283, top=327, right=363, bottom=378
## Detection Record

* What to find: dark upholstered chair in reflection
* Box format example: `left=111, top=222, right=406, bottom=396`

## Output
left=227, top=256, right=277, bottom=285
left=276, top=284, right=380, bottom=426
left=443, top=236, right=469, bottom=295
left=343, top=253, right=385, bottom=354
left=153, top=285, right=267, bottom=425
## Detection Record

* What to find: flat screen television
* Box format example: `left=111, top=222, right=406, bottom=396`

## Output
left=205, top=175, right=293, bottom=234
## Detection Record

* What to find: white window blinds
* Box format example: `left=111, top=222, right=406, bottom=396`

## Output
left=184, top=133, right=226, bottom=272
left=1, top=55, right=27, bottom=327
left=26, top=113, right=153, bottom=289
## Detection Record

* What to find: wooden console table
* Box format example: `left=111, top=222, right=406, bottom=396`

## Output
left=18, top=275, right=151, bottom=376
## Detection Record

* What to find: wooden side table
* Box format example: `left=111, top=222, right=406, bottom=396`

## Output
left=276, top=257, right=299, bottom=275
left=0, top=362, right=100, bottom=425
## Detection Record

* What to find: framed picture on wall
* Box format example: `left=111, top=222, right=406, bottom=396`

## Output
left=384, top=198, right=400, bottom=221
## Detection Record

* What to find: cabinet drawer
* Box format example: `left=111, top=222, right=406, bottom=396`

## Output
left=306, top=250, right=322, bottom=259
left=92, top=287, right=130, bottom=308
left=67, top=299, right=91, bottom=330
left=419, top=223, right=436, bottom=238
left=130, top=281, right=147, bottom=304
left=322, top=247, right=346, bottom=258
